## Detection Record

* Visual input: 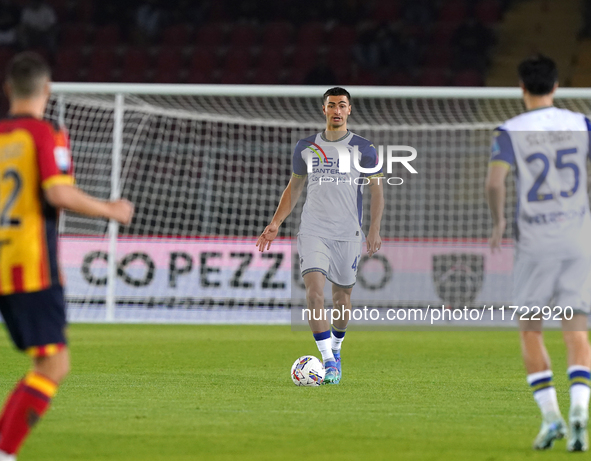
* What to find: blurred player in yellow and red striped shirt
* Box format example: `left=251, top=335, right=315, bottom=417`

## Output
left=0, top=52, right=134, bottom=460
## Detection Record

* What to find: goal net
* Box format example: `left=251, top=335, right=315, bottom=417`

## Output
left=47, top=84, right=591, bottom=324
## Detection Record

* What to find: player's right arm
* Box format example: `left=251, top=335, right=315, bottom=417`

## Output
left=38, top=124, right=134, bottom=225
left=256, top=139, right=309, bottom=252
left=44, top=185, right=133, bottom=225
left=256, top=174, right=305, bottom=252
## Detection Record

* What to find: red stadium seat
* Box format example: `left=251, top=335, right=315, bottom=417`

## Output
left=260, top=21, right=294, bottom=49
left=371, top=0, right=401, bottom=22
left=348, top=70, right=375, bottom=86
left=326, top=25, right=357, bottom=50
left=228, top=24, right=258, bottom=48
left=60, top=23, right=88, bottom=47
left=295, top=21, right=325, bottom=49
left=290, top=46, right=318, bottom=74
left=284, top=68, right=308, bottom=85
left=419, top=68, right=449, bottom=86
left=250, top=67, right=280, bottom=85
left=161, top=24, right=191, bottom=47
left=430, top=23, right=456, bottom=47
left=120, top=47, right=151, bottom=83
left=92, top=24, right=120, bottom=48
left=475, top=0, right=501, bottom=25
left=423, top=47, right=452, bottom=68
left=53, top=48, right=83, bottom=81
left=222, top=46, right=253, bottom=76
left=219, top=70, right=249, bottom=84
left=153, top=48, right=183, bottom=83
left=185, top=69, right=213, bottom=83
left=325, top=45, right=353, bottom=64
left=438, top=1, right=468, bottom=25
left=87, top=48, right=117, bottom=82
left=451, top=69, right=484, bottom=86
left=194, top=23, right=226, bottom=48
left=0, top=48, right=15, bottom=73
left=384, top=71, right=413, bottom=86
left=256, top=46, right=287, bottom=74
left=188, top=47, right=218, bottom=76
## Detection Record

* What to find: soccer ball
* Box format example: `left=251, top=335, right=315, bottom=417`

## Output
left=291, top=355, right=325, bottom=386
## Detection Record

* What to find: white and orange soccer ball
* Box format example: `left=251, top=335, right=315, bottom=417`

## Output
left=291, top=355, right=325, bottom=386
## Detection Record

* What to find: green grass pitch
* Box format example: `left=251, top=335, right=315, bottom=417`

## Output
left=0, top=324, right=581, bottom=460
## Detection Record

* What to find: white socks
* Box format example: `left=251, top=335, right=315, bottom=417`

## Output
left=527, top=370, right=561, bottom=419
left=568, top=365, right=591, bottom=413
left=312, top=331, right=335, bottom=364
left=0, top=450, right=16, bottom=461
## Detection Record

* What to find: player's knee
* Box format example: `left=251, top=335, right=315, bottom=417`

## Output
left=332, top=292, right=350, bottom=307
left=520, top=329, right=543, bottom=342
left=306, top=289, right=324, bottom=308
left=563, top=330, right=589, bottom=349
left=35, top=348, right=70, bottom=383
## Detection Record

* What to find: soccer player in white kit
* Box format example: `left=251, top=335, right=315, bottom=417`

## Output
left=486, top=55, right=591, bottom=451
left=256, top=87, right=384, bottom=384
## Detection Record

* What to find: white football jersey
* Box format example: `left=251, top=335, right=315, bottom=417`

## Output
left=490, top=107, right=591, bottom=258
left=292, top=130, right=383, bottom=242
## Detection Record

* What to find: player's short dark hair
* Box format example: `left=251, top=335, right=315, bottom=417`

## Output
left=5, top=51, right=51, bottom=98
left=323, top=87, right=351, bottom=104
left=518, top=54, right=558, bottom=96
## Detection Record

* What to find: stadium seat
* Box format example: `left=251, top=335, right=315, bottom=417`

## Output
left=120, top=47, right=151, bottom=83
left=384, top=71, right=413, bottom=86
left=290, top=46, right=319, bottom=73
left=371, top=0, right=401, bottom=22
left=250, top=67, right=281, bottom=84
left=0, top=48, right=15, bottom=70
left=153, top=48, right=184, bottom=83
left=347, top=70, right=375, bottom=86
left=256, top=46, right=287, bottom=74
left=161, top=24, right=191, bottom=48
left=284, top=68, right=308, bottom=85
left=194, top=23, right=226, bottom=48
left=423, top=47, right=452, bottom=69
left=451, top=69, right=483, bottom=86
left=260, top=21, right=294, bottom=49
left=327, top=24, right=357, bottom=50
left=430, top=23, right=456, bottom=48
left=53, top=48, right=83, bottom=81
left=77, top=1, right=94, bottom=22
left=219, top=70, right=249, bottom=84
left=228, top=24, right=258, bottom=49
left=475, top=0, right=501, bottom=25
left=92, top=24, right=120, bottom=48
left=438, top=0, right=468, bottom=26
left=188, top=47, right=218, bottom=76
left=326, top=45, right=354, bottom=63
left=87, top=48, right=117, bottom=82
left=295, top=21, right=325, bottom=49
left=419, top=68, right=449, bottom=86
left=60, top=23, right=88, bottom=47
left=222, top=46, right=253, bottom=77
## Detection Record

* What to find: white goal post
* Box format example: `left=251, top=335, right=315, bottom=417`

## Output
left=47, top=84, right=591, bottom=324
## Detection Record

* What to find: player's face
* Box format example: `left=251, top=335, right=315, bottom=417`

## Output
left=323, top=96, right=351, bottom=129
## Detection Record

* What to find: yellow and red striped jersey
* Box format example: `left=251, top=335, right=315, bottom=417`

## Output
left=0, top=115, right=74, bottom=295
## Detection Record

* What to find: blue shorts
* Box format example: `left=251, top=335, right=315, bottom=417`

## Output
left=0, top=285, right=67, bottom=356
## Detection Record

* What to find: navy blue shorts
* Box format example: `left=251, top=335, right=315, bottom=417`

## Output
left=0, top=285, right=67, bottom=356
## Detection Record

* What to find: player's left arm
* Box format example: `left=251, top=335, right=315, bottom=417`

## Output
left=366, top=176, right=384, bottom=257
left=486, top=163, right=509, bottom=252
left=486, top=128, right=515, bottom=252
